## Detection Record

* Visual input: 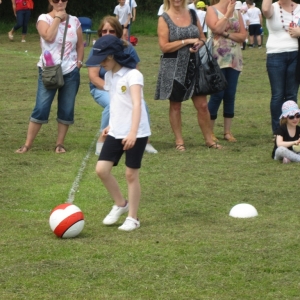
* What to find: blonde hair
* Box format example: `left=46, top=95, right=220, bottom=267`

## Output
left=163, top=0, right=188, bottom=12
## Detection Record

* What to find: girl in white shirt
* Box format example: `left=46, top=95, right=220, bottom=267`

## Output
left=85, top=35, right=151, bottom=232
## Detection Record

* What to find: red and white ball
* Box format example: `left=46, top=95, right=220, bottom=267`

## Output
left=49, top=203, right=84, bottom=238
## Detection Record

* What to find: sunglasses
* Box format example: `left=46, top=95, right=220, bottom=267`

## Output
left=101, top=29, right=116, bottom=34
left=288, top=114, right=300, bottom=120
left=52, top=0, right=68, bottom=3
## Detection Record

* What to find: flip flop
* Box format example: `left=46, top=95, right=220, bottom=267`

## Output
left=207, top=142, right=223, bottom=149
left=55, top=144, right=66, bottom=154
left=8, top=33, right=14, bottom=41
left=175, top=144, right=186, bottom=152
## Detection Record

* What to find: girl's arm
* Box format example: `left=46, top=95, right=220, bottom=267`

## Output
left=206, top=1, right=235, bottom=35
left=11, top=0, right=16, bottom=16
left=262, top=0, right=274, bottom=19
left=223, top=11, right=247, bottom=43
left=37, top=11, right=67, bottom=42
left=158, top=16, right=200, bottom=53
left=76, top=27, right=84, bottom=69
left=122, top=84, right=142, bottom=150
left=88, top=66, right=105, bottom=89
left=276, top=135, right=300, bottom=147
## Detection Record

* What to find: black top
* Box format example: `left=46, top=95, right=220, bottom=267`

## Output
left=272, top=124, right=300, bottom=158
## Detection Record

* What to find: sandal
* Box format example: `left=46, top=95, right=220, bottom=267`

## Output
left=212, top=133, right=219, bottom=142
left=15, top=145, right=29, bottom=154
left=55, top=144, right=66, bottom=154
left=224, top=132, right=237, bottom=142
left=175, top=144, right=186, bottom=152
left=207, top=142, right=223, bottom=149
left=8, top=32, right=13, bottom=41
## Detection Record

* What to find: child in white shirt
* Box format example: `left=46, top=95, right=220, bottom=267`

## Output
left=114, top=0, right=131, bottom=40
left=85, top=35, right=151, bottom=231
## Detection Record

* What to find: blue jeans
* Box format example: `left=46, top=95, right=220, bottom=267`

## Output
left=90, top=87, right=151, bottom=131
left=30, top=67, right=80, bottom=124
left=13, top=9, right=31, bottom=34
left=266, top=51, right=299, bottom=134
left=208, top=68, right=240, bottom=120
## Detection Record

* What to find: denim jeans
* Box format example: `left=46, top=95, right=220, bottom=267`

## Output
left=266, top=51, right=299, bottom=134
left=30, top=67, right=80, bottom=124
left=14, top=9, right=31, bottom=34
left=90, top=88, right=151, bottom=131
left=208, top=68, right=240, bottom=120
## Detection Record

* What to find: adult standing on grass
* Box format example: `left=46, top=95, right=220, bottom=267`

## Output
left=8, top=0, right=34, bottom=42
left=86, top=35, right=151, bottom=231
left=15, top=0, right=84, bottom=154
left=206, top=0, right=247, bottom=143
left=86, top=16, right=157, bottom=155
left=155, top=0, right=222, bottom=151
left=262, top=0, right=300, bottom=137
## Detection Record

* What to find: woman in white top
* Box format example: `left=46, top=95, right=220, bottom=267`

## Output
left=262, top=0, right=300, bottom=136
left=15, top=0, right=84, bottom=154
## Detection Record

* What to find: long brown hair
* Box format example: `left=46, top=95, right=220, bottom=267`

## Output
left=97, top=16, right=123, bottom=38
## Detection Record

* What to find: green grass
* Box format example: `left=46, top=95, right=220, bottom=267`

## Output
left=1, top=32, right=300, bottom=300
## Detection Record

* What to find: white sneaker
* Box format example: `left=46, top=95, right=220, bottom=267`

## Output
left=145, top=143, right=158, bottom=154
left=95, top=142, right=104, bottom=156
left=118, top=217, right=140, bottom=231
left=103, top=202, right=129, bottom=225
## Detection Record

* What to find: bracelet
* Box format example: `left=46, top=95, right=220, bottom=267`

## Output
left=182, top=40, right=185, bottom=45
left=77, top=60, right=83, bottom=65
left=54, top=16, right=62, bottom=21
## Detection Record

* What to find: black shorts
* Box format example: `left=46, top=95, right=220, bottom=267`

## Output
left=248, top=24, right=261, bottom=36
left=99, top=135, right=148, bottom=169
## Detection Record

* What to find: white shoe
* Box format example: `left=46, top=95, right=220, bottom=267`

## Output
left=118, top=217, right=140, bottom=231
left=21, top=40, right=26, bottom=42
left=145, top=143, right=158, bottom=154
left=103, top=202, right=129, bottom=225
left=95, top=142, right=104, bottom=156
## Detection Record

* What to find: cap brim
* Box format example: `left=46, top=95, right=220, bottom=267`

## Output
left=85, top=53, right=108, bottom=66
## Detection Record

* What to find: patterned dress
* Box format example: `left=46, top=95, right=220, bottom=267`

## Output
left=155, top=10, right=200, bottom=102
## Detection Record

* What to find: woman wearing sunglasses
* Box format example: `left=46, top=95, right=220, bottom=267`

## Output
left=15, top=0, right=84, bottom=154
left=86, top=15, right=157, bottom=155
left=272, top=100, right=300, bottom=163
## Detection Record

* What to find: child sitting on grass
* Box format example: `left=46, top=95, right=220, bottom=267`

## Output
left=85, top=35, right=151, bottom=231
left=272, top=100, right=300, bottom=164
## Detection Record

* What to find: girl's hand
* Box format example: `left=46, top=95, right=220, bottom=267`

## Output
left=295, top=138, right=300, bottom=145
left=227, top=0, right=236, bottom=16
left=289, top=26, right=300, bottom=38
left=102, top=126, right=110, bottom=137
left=122, top=132, right=136, bottom=150
left=189, top=40, right=203, bottom=53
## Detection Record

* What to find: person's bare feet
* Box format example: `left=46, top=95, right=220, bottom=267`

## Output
left=15, top=145, right=29, bottom=153
left=55, top=144, right=66, bottom=154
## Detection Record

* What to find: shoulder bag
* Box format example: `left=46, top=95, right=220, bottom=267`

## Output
left=42, top=15, right=69, bottom=90
left=195, top=39, right=227, bottom=95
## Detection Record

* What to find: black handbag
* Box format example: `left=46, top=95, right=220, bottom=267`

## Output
left=42, top=15, right=69, bottom=90
left=195, top=39, right=227, bottom=95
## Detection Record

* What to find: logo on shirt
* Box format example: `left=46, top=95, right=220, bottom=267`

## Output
left=121, top=86, right=127, bottom=93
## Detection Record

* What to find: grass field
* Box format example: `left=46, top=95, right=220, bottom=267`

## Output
left=1, top=30, right=300, bottom=300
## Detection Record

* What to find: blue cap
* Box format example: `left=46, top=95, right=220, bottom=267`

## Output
left=85, top=35, right=137, bottom=68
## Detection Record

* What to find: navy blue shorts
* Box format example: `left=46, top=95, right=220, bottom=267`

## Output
left=248, top=24, right=261, bottom=36
left=99, top=135, right=148, bottom=169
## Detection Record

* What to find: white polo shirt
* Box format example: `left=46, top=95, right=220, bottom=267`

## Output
left=114, top=4, right=131, bottom=25
left=104, top=67, right=151, bottom=139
